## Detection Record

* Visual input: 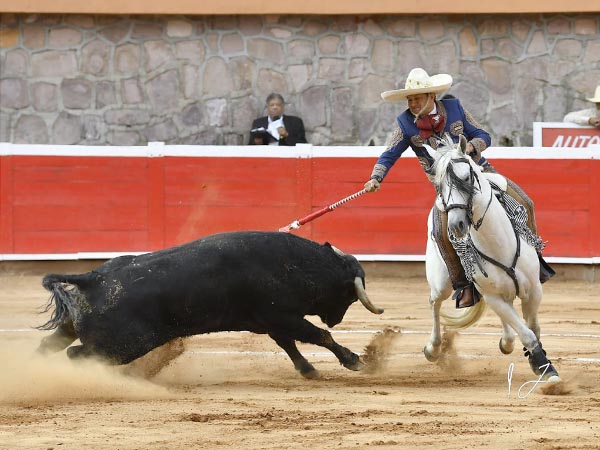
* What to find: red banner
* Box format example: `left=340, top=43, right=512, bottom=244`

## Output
left=533, top=122, right=600, bottom=147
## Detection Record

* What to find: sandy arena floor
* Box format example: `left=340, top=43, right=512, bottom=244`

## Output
left=0, top=264, right=599, bottom=450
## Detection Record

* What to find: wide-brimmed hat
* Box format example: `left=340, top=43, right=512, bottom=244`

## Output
left=586, top=85, right=600, bottom=103
left=381, top=68, right=453, bottom=102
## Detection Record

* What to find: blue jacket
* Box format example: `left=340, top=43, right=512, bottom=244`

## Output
left=370, top=98, right=491, bottom=182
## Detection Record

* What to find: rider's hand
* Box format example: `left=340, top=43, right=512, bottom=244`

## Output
left=364, top=179, right=380, bottom=192
left=467, top=142, right=482, bottom=163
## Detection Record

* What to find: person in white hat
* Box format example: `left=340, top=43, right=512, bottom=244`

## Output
left=363, top=68, right=554, bottom=308
left=563, top=85, right=600, bottom=128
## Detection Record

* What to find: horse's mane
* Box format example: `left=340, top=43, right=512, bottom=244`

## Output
left=432, top=151, right=454, bottom=186
left=431, top=135, right=477, bottom=197
left=431, top=135, right=460, bottom=186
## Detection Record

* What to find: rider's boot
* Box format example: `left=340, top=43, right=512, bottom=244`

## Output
left=538, top=252, right=555, bottom=284
left=453, top=283, right=481, bottom=309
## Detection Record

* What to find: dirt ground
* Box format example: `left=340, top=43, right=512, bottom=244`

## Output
left=0, top=263, right=599, bottom=450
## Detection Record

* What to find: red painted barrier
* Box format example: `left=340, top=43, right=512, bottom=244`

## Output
left=1, top=145, right=599, bottom=259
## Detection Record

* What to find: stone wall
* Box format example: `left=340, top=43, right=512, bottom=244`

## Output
left=1, top=13, right=599, bottom=146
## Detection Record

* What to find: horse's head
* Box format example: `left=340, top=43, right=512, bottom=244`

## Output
left=425, top=134, right=482, bottom=238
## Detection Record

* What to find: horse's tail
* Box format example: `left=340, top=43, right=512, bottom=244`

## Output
left=440, top=299, right=487, bottom=330
left=38, top=273, right=89, bottom=331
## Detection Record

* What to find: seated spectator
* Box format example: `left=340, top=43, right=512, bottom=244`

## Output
left=249, top=93, right=308, bottom=146
left=563, top=85, right=600, bottom=128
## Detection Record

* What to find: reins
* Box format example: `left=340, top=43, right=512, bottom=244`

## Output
left=440, top=159, right=522, bottom=296
left=474, top=220, right=521, bottom=297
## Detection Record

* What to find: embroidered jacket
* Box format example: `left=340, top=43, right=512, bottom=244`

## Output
left=370, top=98, right=491, bottom=182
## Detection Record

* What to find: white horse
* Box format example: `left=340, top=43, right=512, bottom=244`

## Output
left=423, top=135, right=560, bottom=382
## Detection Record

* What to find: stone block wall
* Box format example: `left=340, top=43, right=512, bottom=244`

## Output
left=1, top=13, right=599, bottom=146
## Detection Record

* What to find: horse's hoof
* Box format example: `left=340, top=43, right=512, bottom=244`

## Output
left=300, top=368, right=320, bottom=379
left=344, top=358, right=365, bottom=371
left=545, top=375, right=561, bottom=383
left=525, top=344, right=557, bottom=377
left=541, top=363, right=560, bottom=381
left=499, top=338, right=514, bottom=355
left=423, top=346, right=439, bottom=362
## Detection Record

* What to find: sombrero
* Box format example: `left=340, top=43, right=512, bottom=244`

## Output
left=381, top=68, right=453, bottom=102
left=586, top=85, right=600, bottom=103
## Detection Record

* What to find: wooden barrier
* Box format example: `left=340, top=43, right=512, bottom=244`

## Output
left=1, top=144, right=599, bottom=260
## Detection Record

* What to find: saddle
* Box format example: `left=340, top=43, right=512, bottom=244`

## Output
left=482, top=172, right=507, bottom=193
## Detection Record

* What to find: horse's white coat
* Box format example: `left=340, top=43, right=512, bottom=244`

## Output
left=422, top=136, right=558, bottom=380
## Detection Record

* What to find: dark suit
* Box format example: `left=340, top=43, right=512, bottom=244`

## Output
left=248, top=115, right=307, bottom=146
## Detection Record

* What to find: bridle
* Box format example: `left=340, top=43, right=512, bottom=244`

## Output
left=437, top=157, right=493, bottom=231
left=437, top=156, right=521, bottom=296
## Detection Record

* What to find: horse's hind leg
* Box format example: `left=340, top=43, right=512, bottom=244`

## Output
left=36, top=321, right=77, bottom=355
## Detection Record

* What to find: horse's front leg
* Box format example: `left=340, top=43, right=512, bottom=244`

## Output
left=499, top=318, right=515, bottom=354
left=485, top=295, right=559, bottom=380
left=485, top=295, right=538, bottom=349
left=424, top=211, right=453, bottom=363
left=424, top=294, right=444, bottom=362
left=520, top=282, right=542, bottom=340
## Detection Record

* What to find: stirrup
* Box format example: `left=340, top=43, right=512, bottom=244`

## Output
left=453, top=284, right=481, bottom=309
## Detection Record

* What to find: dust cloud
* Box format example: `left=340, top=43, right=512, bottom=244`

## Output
left=540, top=378, right=575, bottom=395
left=0, top=339, right=172, bottom=405
left=435, top=329, right=463, bottom=373
left=362, top=327, right=402, bottom=373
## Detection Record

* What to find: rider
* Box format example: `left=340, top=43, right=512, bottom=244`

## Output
left=363, top=68, right=555, bottom=308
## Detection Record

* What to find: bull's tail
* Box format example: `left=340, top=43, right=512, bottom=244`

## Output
left=38, top=273, right=88, bottom=331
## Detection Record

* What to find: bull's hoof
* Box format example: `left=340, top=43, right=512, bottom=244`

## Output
left=499, top=337, right=514, bottom=355
left=66, top=345, right=86, bottom=360
left=300, top=368, right=320, bottom=379
left=423, top=345, right=440, bottom=362
left=34, top=345, right=50, bottom=356
left=344, top=358, right=365, bottom=371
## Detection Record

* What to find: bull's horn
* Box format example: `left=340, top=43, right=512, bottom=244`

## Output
left=331, top=245, right=345, bottom=256
left=354, top=277, right=384, bottom=315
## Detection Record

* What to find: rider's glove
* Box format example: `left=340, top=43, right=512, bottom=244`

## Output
left=364, top=178, right=381, bottom=192
left=467, top=143, right=482, bottom=163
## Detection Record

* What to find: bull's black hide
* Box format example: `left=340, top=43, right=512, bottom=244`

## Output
left=37, top=231, right=383, bottom=379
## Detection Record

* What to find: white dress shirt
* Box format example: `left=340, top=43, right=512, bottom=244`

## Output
left=563, top=108, right=598, bottom=126
left=267, top=116, right=284, bottom=145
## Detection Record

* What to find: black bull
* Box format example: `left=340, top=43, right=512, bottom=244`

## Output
left=37, top=231, right=384, bottom=378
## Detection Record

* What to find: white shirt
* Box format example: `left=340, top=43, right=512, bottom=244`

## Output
left=412, top=103, right=438, bottom=120
left=267, top=116, right=284, bottom=145
left=563, top=108, right=599, bottom=126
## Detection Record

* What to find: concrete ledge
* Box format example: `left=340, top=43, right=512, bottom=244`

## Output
left=2, top=0, right=599, bottom=14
